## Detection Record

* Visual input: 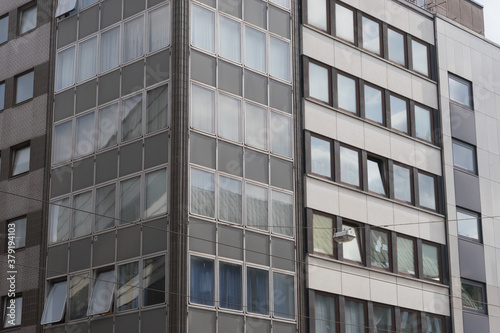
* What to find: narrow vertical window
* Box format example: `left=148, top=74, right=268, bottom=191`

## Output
left=149, top=4, right=170, bottom=52
left=53, top=121, right=73, bottom=164
left=367, top=157, right=386, bottom=196
left=124, top=16, right=145, bottom=63
left=190, top=168, right=215, bottom=218
left=12, top=145, right=30, bottom=176
left=270, top=112, right=292, bottom=157
left=456, top=209, right=480, bottom=241
left=147, top=84, right=168, bottom=133
left=143, top=256, right=166, bottom=306
left=308, top=62, right=330, bottom=103
left=49, top=198, right=70, bottom=244
left=335, top=4, right=354, bottom=43
left=122, top=93, right=143, bottom=142
left=370, top=229, right=390, bottom=269
left=397, top=236, right=416, bottom=276
left=78, top=37, right=98, bottom=82
left=145, top=168, right=167, bottom=218
left=219, top=262, right=243, bottom=310
left=9, top=217, right=27, bottom=249
left=307, top=0, right=327, bottom=31
left=219, top=94, right=241, bottom=142
left=219, top=16, right=241, bottom=63
left=246, top=183, right=268, bottom=230
left=340, top=146, right=360, bottom=187
left=364, top=85, right=383, bottom=124
left=95, top=184, right=116, bottom=231
left=247, top=267, right=269, bottom=315
left=245, top=26, right=266, bottom=72
left=0, top=15, right=8, bottom=44
left=98, top=103, right=119, bottom=150
left=313, top=213, right=333, bottom=256
left=190, top=256, right=215, bottom=306
left=345, top=300, right=365, bottom=333
left=192, top=5, right=215, bottom=52
left=411, top=39, right=429, bottom=76
left=388, top=28, right=406, bottom=66
left=15, top=71, right=34, bottom=104
left=315, top=293, right=336, bottom=333
left=245, top=102, right=267, bottom=150
left=219, top=176, right=242, bottom=224
left=271, top=190, right=293, bottom=237
left=0, top=81, right=5, bottom=110
left=56, top=47, right=76, bottom=91
left=117, top=261, right=139, bottom=311
left=393, top=164, right=412, bottom=203
left=422, top=242, right=440, bottom=281
left=88, top=270, right=115, bottom=315
left=72, top=190, right=92, bottom=238
left=41, top=281, right=67, bottom=325
left=342, top=223, right=363, bottom=264
left=120, top=176, right=141, bottom=223
left=75, top=112, right=95, bottom=157
left=362, top=16, right=380, bottom=55
left=311, top=136, right=332, bottom=178
left=69, top=273, right=89, bottom=320
left=19, top=5, right=37, bottom=34
left=418, top=172, right=436, bottom=210
left=414, top=105, right=432, bottom=142
left=191, top=84, right=215, bottom=134
left=337, top=74, right=357, bottom=114
left=100, top=26, right=120, bottom=72
left=270, top=37, right=290, bottom=81
left=273, top=273, right=295, bottom=319
left=390, top=95, right=408, bottom=133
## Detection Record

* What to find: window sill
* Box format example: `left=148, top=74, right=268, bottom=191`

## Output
left=9, top=171, right=29, bottom=179
left=13, top=97, right=34, bottom=108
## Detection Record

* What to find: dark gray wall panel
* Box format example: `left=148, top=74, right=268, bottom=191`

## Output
left=54, top=89, right=74, bottom=122
left=244, top=0, right=266, bottom=28
left=458, top=239, right=486, bottom=282
left=90, top=318, right=113, bottom=333
left=463, top=312, right=489, bottom=333
left=146, top=50, right=170, bottom=86
left=101, top=0, right=122, bottom=29
left=219, top=225, right=243, bottom=260
left=450, top=103, right=476, bottom=145
left=454, top=169, right=481, bottom=212
left=246, top=318, right=271, bottom=333
left=73, top=157, right=94, bottom=191
left=270, top=79, right=292, bottom=114
left=142, top=308, right=167, bottom=331
left=143, top=218, right=168, bottom=255
left=245, top=70, right=267, bottom=105
left=124, top=0, right=145, bottom=18
left=69, top=237, right=91, bottom=272
left=219, top=141, right=243, bottom=176
left=189, top=219, right=216, bottom=254
left=190, top=132, right=216, bottom=169
left=274, top=322, right=296, bottom=333
left=191, top=51, right=216, bottom=87
left=145, top=132, right=169, bottom=169
left=245, top=150, right=268, bottom=184
left=218, top=313, right=244, bottom=333
left=269, top=6, right=290, bottom=38
left=120, top=140, right=143, bottom=176
left=51, top=165, right=72, bottom=198
left=272, top=237, right=295, bottom=271
left=93, top=231, right=115, bottom=267
left=122, top=60, right=144, bottom=96
left=76, top=79, right=97, bottom=113
left=96, top=149, right=118, bottom=184
left=148, top=0, right=166, bottom=8
left=271, top=157, right=293, bottom=190
left=116, top=313, right=139, bottom=333
left=117, top=225, right=141, bottom=260
left=79, top=5, right=99, bottom=39
left=219, top=0, right=242, bottom=18
left=47, top=244, right=68, bottom=278
left=57, top=15, right=77, bottom=48
left=67, top=323, right=88, bottom=333
left=246, top=232, right=269, bottom=265
left=219, top=60, right=242, bottom=96
left=189, top=309, right=215, bottom=333
left=98, top=70, right=120, bottom=105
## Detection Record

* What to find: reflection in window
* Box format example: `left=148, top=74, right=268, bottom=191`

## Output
left=53, top=121, right=73, bottom=164
left=122, top=94, right=143, bottom=142
left=9, top=217, right=26, bottom=249
left=315, top=293, right=336, bottom=333
left=191, top=84, right=215, bottom=134
left=345, top=300, right=365, bottom=333
left=100, top=26, right=120, bottom=72
left=245, top=26, right=266, bottom=72
left=219, top=16, right=241, bottom=63
left=246, top=103, right=267, bottom=149
left=462, top=281, right=485, bottom=312
left=219, top=176, right=242, bottom=224
left=247, top=267, right=269, bottom=315
left=393, top=164, right=412, bottom=203
left=374, top=305, right=392, bottom=333
left=49, top=198, right=70, bottom=244
left=219, top=262, right=242, bottom=310
left=364, top=85, right=383, bottom=124
left=426, top=315, right=443, bottom=333
left=117, top=262, right=139, bottom=311
left=335, top=4, right=354, bottom=43
left=415, top=105, right=432, bottom=142
left=340, top=146, right=360, bottom=187
left=367, top=158, right=386, bottom=195
left=147, top=84, right=168, bottom=133
left=370, top=229, right=390, bottom=269
left=41, top=281, right=67, bottom=324
left=145, top=168, right=167, bottom=218
left=270, top=37, right=290, bottom=81
left=190, top=256, right=214, bottom=306
left=337, top=74, right=357, bottom=113
left=397, top=236, right=415, bottom=276
left=342, top=223, right=362, bottom=263
left=456, top=209, right=480, bottom=241
left=0, top=82, right=5, bottom=110
left=309, top=62, right=330, bottom=103
left=274, top=273, right=295, bottom=319
left=143, top=256, right=166, bottom=306
left=78, top=37, right=98, bottom=82
left=418, top=172, right=436, bottom=210
left=401, top=310, right=419, bottom=333
left=190, top=168, right=215, bottom=218
left=311, top=136, right=332, bottom=178
left=12, top=145, right=30, bottom=176
left=95, top=184, right=116, bottom=231
left=192, top=5, right=215, bottom=52
left=422, top=243, right=440, bottom=281
left=0, top=15, right=8, bottom=44
left=120, top=176, right=141, bottom=223
left=307, top=0, right=327, bottom=30
left=270, top=0, right=289, bottom=9
left=56, top=47, right=76, bottom=91
left=272, top=190, right=293, bottom=236
left=88, top=270, right=115, bottom=315
left=411, top=40, right=429, bottom=76
left=3, top=296, right=22, bottom=328
left=271, top=112, right=292, bottom=157
left=124, top=16, right=144, bottom=63
left=20, top=5, right=37, bottom=34
left=388, top=28, right=405, bottom=66
left=246, top=183, right=268, bottom=230
left=15, top=71, right=34, bottom=104
left=75, top=112, right=95, bottom=157
left=390, top=95, right=408, bottom=133
left=219, top=94, right=241, bottom=142
left=69, top=273, right=89, bottom=320
left=98, top=103, right=119, bottom=150
left=72, top=190, right=92, bottom=238
left=452, top=140, right=476, bottom=173
left=313, top=213, right=333, bottom=256
left=149, top=4, right=170, bottom=52
left=449, top=75, right=472, bottom=108
left=362, top=17, right=380, bottom=54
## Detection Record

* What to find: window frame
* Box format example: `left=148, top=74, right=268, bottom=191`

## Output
left=452, top=139, right=477, bottom=175
left=409, top=36, right=430, bottom=78
left=335, top=70, right=359, bottom=115
left=0, top=81, right=5, bottom=111
left=388, top=93, right=410, bottom=135
left=424, top=314, right=445, bottom=333
left=456, top=207, right=482, bottom=243
left=448, top=73, right=473, bottom=109
left=420, top=240, right=442, bottom=283
left=360, top=14, right=382, bottom=56
left=14, top=69, right=35, bottom=105
left=412, top=103, right=434, bottom=144
left=400, top=308, right=421, bottom=333
left=306, top=0, right=329, bottom=33
left=0, top=14, right=8, bottom=45
left=362, top=82, right=385, bottom=125
left=369, top=227, right=392, bottom=271
left=313, top=291, right=339, bottom=333
left=312, top=211, right=336, bottom=258
left=386, top=26, right=407, bottom=67
left=10, top=142, right=31, bottom=177
left=2, top=294, right=22, bottom=328
left=306, top=59, right=332, bottom=105
left=87, top=268, right=115, bottom=316
left=333, top=2, right=357, bottom=45
left=344, top=297, right=368, bottom=333
left=396, top=234, right=417, bottom=278
left=341, top=220, right=365, bottom=265
left=366, top=155, right=388, bottom=197
left=41, top=280, right=68, bottom=325
left=6, top=216, right=27, bottom=250
left=391, top=162, right=414, bottom=204
left=18, top=2, right=37, bottom=35
left=309, top=133, right=334, bottom=180
left=339, top=144, right=362, bottom=188
left=461, top=279, right=487, bottom=314
left=372, top=302, right=395, bottom=333
left=416, top=171, right=437, bottom=212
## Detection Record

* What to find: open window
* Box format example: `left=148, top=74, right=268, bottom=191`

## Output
left=342, top=222, right=364, bottom=264
left=41, top=281, right=67, bottom=325
left=367, top=156, right=387, bottom=196
left=87, top=270, right=115, bottom=316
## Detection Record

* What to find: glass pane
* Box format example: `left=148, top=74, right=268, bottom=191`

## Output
left=309, top=62, right=329, bottom=103
left=10, top=217, right=26, bottom=249
left=270, top=37, right=290, bottom=81
left=20, top=6, right=37, bottom=34
left=362, top=17, right=380, bottom=54
left=56, top=47, right=76, bottom=91
left=219, top=176, right=242, bottom=224
left=149, top=4, right=170, bottom=52
left=412, top=40, right=429, bottom=76
left=393, top=165, right=412, bottom=202
left=88, top=270, right=115, bottom=315
left=191, top=84, right=215, bottom=133
left=313, top=214, right=333, bottom=255
left=246, top=183, right=268, bottom=230
left=397, top=236, right=415, bottom=275
left=422, top=243, right=440, bottom=281
left=124, top=16, right=145, bottom=63
left=364, top=85, right=383, bottom=123
left=315, top=294, right=336, bottom=333
left=72, top=191, right=92, bottom=238
left=122, top=94, right=143, bottom=142
left=340, top=147, right=359, bottom=187
left=453, top=141, right=476, bottom=173
left=192, top=5, right=215, bottom=52
left=390, top=95, right=408, bottom=133
left=370, top=229, right=390, bottom=269
left=49, top=198, right=70, bottom=243
left=53, top=121, right=73, bottom=164
left=219, top=16, right=241, bottom=63
left=401, top=311, right=419, bottom=333
left=69, top=273, right=89, bottom=320
left=219, top=262, right=242, bottom=310
left=117, top=262, right=139, bottom=311
left=270, top=0, right=289, bottom=9
left=3, top=297, right=22, bottom=328
left=415, top=105, right=432, bottom=142
left=0, top=82, right=5, bottom=110
left=245, top=26, right=266, bottom=72
left=335, top=4, right=354, bottom=43
left=0, top=16, right=8, bottom=44
left=98, top=103, right=119, bottom=150
left=373, top=305, right=392, bottom=333
left=41, top=281, right=67, bottom=324
left=273, top=273, right=294, bottom=319
left=147, top=84, right=168, bottom=133
left=367, top=159, right=386, bottom=195
left=426, top=316, right=443, bottom=333
left=95, top=184, right=116, bottom=231
left=75, top=112, right=95, bottom=157
left=190, top=256, right=214, bottom=306
left=457, top=210, right=480, bottom=240
left=245, top=103, right=267, bottom=150
left=100, top=26, right=120, bottom=72
left=311, top=136, right=332, bottom=177
left=462, top=282, right=485, bottom=311
left=145, top=168, right=167, bottom=217
left=272, top=190, right=293, bottom=236
left=120, top=176, right=141, bottom=223
left=12, top=146, right=30, bottom=176
left=337, top=74, right=357, bottom=113
left=343, top=224, right=362, bottom=263
left=345, top=300, right=364, bottom=333
left=81, top=0, right=98, bottom=7
left=16, top=71, right=34, bottom=103
left=388, top=29, right=405, bottom=65
left=270, top=112, right=292, bottom=157
left=143, top=256, right=166, bottom=306
left=78, top=37, right=98, bottom=82
left=219, top=94, right=241, bottom=142
left=247, top=267, right=269, bottom=314
left=418, top=173, right=436, bottom=210
left=190, top=168, right=215, bottom=217
left=307, top=0, right=327, bottom=30
left=449, top=76, right=472, bottom=107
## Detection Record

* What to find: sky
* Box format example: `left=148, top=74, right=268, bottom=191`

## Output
left=480, top=0, right=500, bottom=44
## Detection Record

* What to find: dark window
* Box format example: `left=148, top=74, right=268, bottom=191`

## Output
left=219, top=262, right=242, bottom=310
left=143, top=255, right=166, bottom=306
left=15, top=70, right=34, bottom=104
left=449, top=74, right=473, bottom=108
left=19, top=4, right=37, bottom=34
left=461, top=280, right=486, bottom=313
left=2, top=295, right=22, bottom=328
left=313, top=212, right=334, bottom=256
left=273, top=272, right=295, bottom=319
left=370, top=228, right=391, bottom=270
left=456, top=208, right=481, bottom=242
left=247, top=267, right=269, bottom=314
left=397, top=235, right=416, bottom=276
left=117, top=261, right=139, bottom=311
left=68, top=273, right=89, bottom=320
left=11, top=144, right=30, bottom=176
left=340, top=145, right=360, bottom=187
left=367, top=156, right=387, bottom=196
left=0, top=14, right=8, bottom=44
left=0, top=81, right=5, bottom=110
left=190, top=256, right=215, bottom=306
left=311, top=135, right=333, bottom=178
left=452, top=140, right=477, bottom=174
left=422, top=242, right=441, bottom=282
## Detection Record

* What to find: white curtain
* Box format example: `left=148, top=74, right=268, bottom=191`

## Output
left=315, top=294, right=336, bottom=333
left=56, top=46, right=75, bottom=91
left=245, top=26, right=266, bottom=72
left=345, top=301, right=364, bottom=333
left=145, top=168, right=167, bottom=218
left=100, top=27, right=120, bottom=72
left=190, top=168, right=215, bottom=218
left=124, top=16, right=144, bottom=62
left=191, top=84, right=215, bottom=133
left=192, top=5, right=214, bottom=52
left=78, top=37, right=97, bottom=82
left=219, top=16, right=241, bottom=62
left=270, top=37, right=290, bottom=81
left=88, top=270, right=115, bottom=315
left=149, top=4, right=170, bottom=52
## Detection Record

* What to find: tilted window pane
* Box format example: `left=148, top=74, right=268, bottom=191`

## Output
left=75, top=112, right=95, bottom=157
left=120, top=176, right=141, bottom=223
left=345, top=300, right=365, bottom=333
left=462, top=282, right=485, bottom=311
left=12, top=146, right=30, bottom=176
left=20, top=6, right=37, bottom=34
left=219, top=16, right=241, bottom=63
left=422, top=243, right=440, bottom=281
left=69, top=272, right=89, bottom=320
left=370, top=229, right=390, bottom=269
left=273, top=273, right=294, bottom=319
left=272, top=190, right=293, bottom=236
left=98, top=103, right=119, bottom=150
left=219, top=94, right=241, bottom=142
left=367, top=159, right=386, bottom=195
left=78, top=37, right=98, bottom=82
left=418, top=173, right=436, bottom=210
left=307, top=0, right=327, bottom=30
left=337, top=74, right=357, bottom=113
left=53, top=121, right=73, bottom=164
left=308, top=62, right=329, bottom=103
left=362, top=17, right=380, bottom=54
left=147, top=84, right=168, bottom=133
left=0, top=82, right=5, bottom=110
left=124, top=16, right=145, bottom=63
left=452, top=141, right=476, bottom=173
left=247, top=267, right=269, bottom=314
left=315, top=294, right=336, bottom=333
left=449, top=76, right=472, bottom=108
left=397, top=237, right=415, bottom=275
left=82, top=0, right=98, bottom=8
left=393, top=165, right=412, bottom=202
left=149, top=4, right=170, bottom=52
left=340, top=147, right=359, bottom=187
left=343, top=224, right=362, bottom=263
left=49, top=198, right=70, bottom=243
left=41, top=281, right=67, bottom=324
left=190, top=256, right=214, bottom=306
left=364, top=85, right=383, bottom=124
left=143, top=256, right=166, bottom=306
left=3, top=297, right=22, bottom=328
left=426, top=316, right=443, bottom=333
left=10, top=217, right=27, bottom=249
left=191, top=84, right=215, bottom=133
left=219, top=176, right=242, bottom=224
left=311, top=136, right=332, bottom=178
left=219, top=262, right=242, bottom=310
left=245, top=26, right=266, bottom=72
left=411, top=40, right=429, bottom=76
left=95, top=184, right=116, bottom=231
left=390, top=95, right=408, bottom=133
left=246, top=183, right=268, bottom=230
left=72, top=190, right=93, bottom=238
left=270, top=112, right=292, bottom=157
left=190, top=168, right=215, bottom=217
left=56, top=47, right=76, bottom=91
left=88, top=270, right=115, bottom=315
left=100, top=27, right=120, bottom=72
left=192, top=5, right=215, bottom=52
left=401, top=311, right=419, bottom=333
left=270, top=0, right=289, bottom=9
left=313, top=214, right=333, bottom=255
left=117, top=261, right=139, bottom=311
left=145, top=168, right=167, bottom=218
left=16, top=71, right=34, bottom=103
left=415, top=105, right=432, bottom=142
left=388, top=29, right=405, bottom=65
left=245, top=103, right=267, bottom=149
left=270, top=37, right=290, bottom=81
left=122, top=94, right=143, bottom=142
left=374, top=305, right=392, bottom=333
left=335, top=4, right=354, bottom=43
left=456, top=210, right=480, bottom=241
left=0, top=15, right=8, bottom=44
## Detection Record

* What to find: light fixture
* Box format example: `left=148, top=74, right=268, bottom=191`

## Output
left=333, top=228, right=356, bottom=243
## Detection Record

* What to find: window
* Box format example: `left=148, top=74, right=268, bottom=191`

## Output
left=219, top=16, right=241, bottom=62
left=82, top=0, right=98, bottom=8
left=55, top=0, right=78, bottom=17
left=146, top=84, right=168, bottom=133
left=313, top=213, right=334, bottom=256
left=11, top=145, right=30, bottom=176
left=462, top=280, right=486, bottom=313
left=246, top=183, right=268, bottom=230
left=3, top=296, right=22, bottom=328
left=307, top=0, right=327, bottom=31
left=370, top=229, right=390, bottom=270
left=49, top=198, right=70, bottom=244
left=342, top=223, right=363, bottom=264
left=308, top=62, right=330, bottom=103
left=337, top=74, right=357, bottom=114
left=68, top=273, right=89, bottom=320
left=245, top=26, right=266, bottom=72
left=78, top=37, right=97, bottom=82
left=270, top=0, right=289, bottom=9
left=452, top=140, right=476, bottom=174
left=148, top=4, right=170, bottom=52
left=367, top=157, right=386, bottom=196
left=219, top=176, right=242, bottom=224
left=364, top=84, right=383, bottom=124
left=422, top=242, right=440, bottom=281
left=8, top=217, right=27, bottom=249
left=335, top=4, right=355, bottom=43
left=145, top=168, right=168, bottom=218
left=345, top=299, right=365, bottom=333
left=0, top=81, right=5, bottom=110
left=219, top=94, right=241, bottom=142
left=245, top=102, right=267, bottom=149
left=53, top=121, right=72, bottom=164
left=270, top=111, right=292, bottom=157
left=143, top=256, right=166, bottom=306
left=190, top=256, right=214, bottom=306
left=273, top=273, right=294, bottom=319
left=397, top=236, right=416, bottom=276
left=88, top=270, right=115, bottom=315
left=271, top=190, right=293, bottom=236
left=418, top=172, right=436, bottom=210
left=124, top=16, right=145, bottom=63
left=414, top=105, right=432, bottom=142
left=122, top=93, right=142, bottom=142
left=361, top=16, right=380, bottom=55
left=247, top=267, right=269, bottom=315
left=190, top=168, right=215, bottom=218
left=72, top=190, right=92, bottom=238
left=425, top=315, right=444, bottom=333
left=388, top=28, right=406, bottom=66
left=95, top=184, right=116, bottom=231
left=191, top=5, right=214, bottom=52
left=411, top=39, right=429, bottom=77
left=315, top=293, right=336, bottom=333
left=449, top=75, right=472, bottom=108
left=120, top=176, right=141, bottom=223
left=219, top=262, right=242, bottom=310
left=191, top=84, right=215, bottom=134
left=389, top=95, right=409, bottom=133
left=456, top=208, right=480, bottom=241
left=393, top=164, right=412, bottom=203
left=0, top=15, right=8, bottom=44
left=373, top=304, right=393, bottom=333
left=400, top=309, right=419, bottom=333
left=100, top=26, right=120, bottom=73
left=15, top=71, right=34, bottom=104
left=41, top=281, right=67, bottom=324
left=75, top=112, right=95, bottom=157
left=19, top=4, right=37, bottom=34
left=117, top=261, right=139, bottom=311
left=98, top=103, right=119, bottom=150
left=311, top=135, right=333, bottom=178
left=340, top=146, right=360, bottom=187
left=270, top=37, right=290, bottom=81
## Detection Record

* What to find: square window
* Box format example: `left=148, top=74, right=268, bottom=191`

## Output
left=11, top=145, right=30, bottom=176
left=307, top=0, right=327, bottom=31
left=456, top=208, right=481, bottom=242
left=313, top=213, right=334, bottom=256
left=363, top=84, right=383, bottom=124
left=19, top=4, right=37, bottom=35
left=418, top=172, right=436, bottom=211
left=342, top=222, right=363, bottom=264
left=190, top=256, right=214, bottom=306
left=345, top=299, right=365, bottom=333
left=247, top=267, right=269, bottom=314
left=308, top=62, right=330, bottom=104
left=462, top=280, right=486, bottom=313
left=337, top=73, right=357, bottom=114
left=15, top=71, right=34, bottom=104
left=310, top=135, right=333, bottom=178
left=117, top=261, right=139, bottom=311
left=314, top=293, right=336, bottom=333
left=397, top=236, right=416, bottom=276
left=0, top=81, right=5, bottom=110
left=361, top=16, right=381, bottom=55
left=449, top=74, right=473, bottom=108
left=335, top=4, right=355, bottom=43
left=452, top=140, right=477, bottom=174
left=422, top=242, right=441, bottom=282
left=388, top=28, right=406, bottom=66
left=219, top=262, right=242, bottom=310
left=7, top=217, right=27, bottom=249
left=41, top=281, right=67, bottom=324
left=370, top=229, right=390, bottom=270
left=390, top=95, right=409, bottom=134
left=400, top=309, right=419, bottom=333
left=393, top=164, right=412, bottom=203
left=0, top=15, right=8, bottom=44
left=411, top=39, right=429, bottom=77
left=88, top=269, right=115, bottom=315
left=2, top=296, right=22, bottom=328
left=340, top=146, right=360, bottom=187
left=367, top=157, right=386, bottom=196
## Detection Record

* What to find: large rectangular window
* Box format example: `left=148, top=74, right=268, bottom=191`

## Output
left=308, top=62, right=330, bottom=103
left=219, top=262, right=242, bottom=310
left=117, top=262, right=139, bottom=311
left=123, top=16, right=144, bottom=63
left=191, top=84, right=215, bottom=134
left=95, top=184, right=115, bottom=231
left=418, top=172, right=436, bottom=211
left=270, top=37, right=290, bottom=81
left=462, top=280, right=486, bottom=313
left=271, top=190, right=293, bottom=237
left=49, top=198, right=70, bottom=244
left=247, top=267, right=269, bottom=315
left=411, top=39, right=429, bottom=77
left=414, top=105, right=432, bottom=142
left=337, top=74, right=357, bottom=114
left=307, top=0, right=327, bottom=31
left=88, top=270, right=115, bottom=315
left=245, top=102, right=267, bottom=149
left=452, top=140, right=477, bottom=174
left=145, top=168, right=167, bottom=218
left=449, top=74, right=472, bottom=108
left=245, top=26, right=266, bottom=73
left=11, top=145, right=30, bottom=176
left=190, top=168, right=215, bottom=218
left=72, top=190, right=92, bottom=238
left=75, top=112, right=95, bottom=157
left=68, top=273, right=89, bottom=320
left=456, top=208, right=480, bottom=242
left=370, top=229, right=390, bottom=270
left=315, top=293, right=336, bottom=333
left=122, top=93, right=143, bottom=142
left=373, top=304, right=393, bottom=333
left=311, top=135, right=332, bottom=178
left=15, top=71, right=34, bottom=104
left=270, top=112, right=292, bottom=157
left=53, top=121, right=72, bottom=164
left=2, top=296, right=22, bottom=328
left=345, top=300, right=365, bottom=333
left=143, top=255, right=166, bottom=306
left=313, top=213, right=333, bottom=256
left=422, top=242, right=440, bottom=282
left=190, top=256, right=214, bottom=306
left=98, top=103, right=119, bottom=150
left=0, top=81, right=5, bottom=110
left=192, top=5, right=215, bottom=52
left=41, top=281, right=67, bottom=325
left=219, top=94, right=241, bottom=142
left=340, top=146, right=360, bottom=187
